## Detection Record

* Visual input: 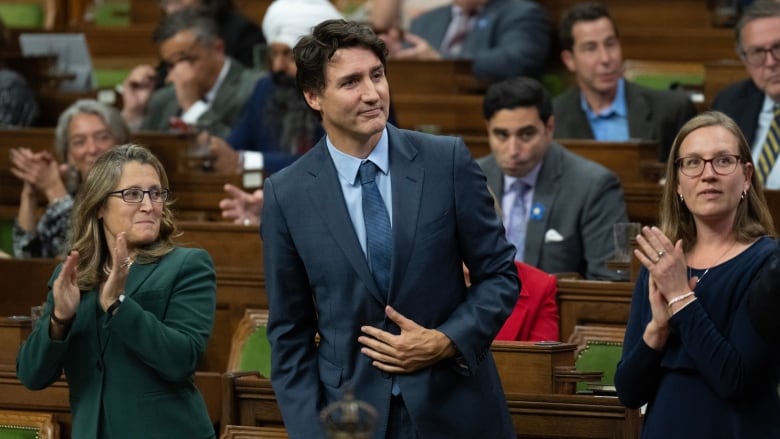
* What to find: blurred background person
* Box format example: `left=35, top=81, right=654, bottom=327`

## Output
left=16, top=144, right=217, bottom=439
left=121, top=0, right=264, bottom=130
left=381, top=0, right=550, bottom=82
left=208, top=0, right=342, bottom=175
left=124, top=8, right=260, bottom=134
left=477, top=77, right=628, bottom=280
left=0, top=17, right=39, bottom=127
left=10, top=99, right=129, bottom=258
left=553, top=2, right=696, bottom=163
left=615, top=111, right=780, bottom=438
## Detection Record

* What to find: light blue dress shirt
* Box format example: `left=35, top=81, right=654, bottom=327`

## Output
left=751, top=95, right=780, bottom=189
left=580, top=78, right=630, bottom=142
left=326, top=128, right=392, bottom=256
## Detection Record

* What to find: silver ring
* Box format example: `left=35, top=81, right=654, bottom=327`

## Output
left=121, top=257, right=132, bottom=269
left=657, top=250, right=666, bottom=258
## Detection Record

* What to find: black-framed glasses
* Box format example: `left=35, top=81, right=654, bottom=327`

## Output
left=108, top=188, right=170, bottom=204
left=675, top=154, right=742, bottom=177
left=740, top=43, right=780, bottom=66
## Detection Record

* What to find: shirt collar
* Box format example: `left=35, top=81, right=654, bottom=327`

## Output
left=326, top=128, right=390, bottom=185
left=761, top=93, right=777, bottom=114
left=204, top=58, right=231, bottom=104
left=579, top=78, right=627, bottom=120
left=503, top=160, right=542, bottom=192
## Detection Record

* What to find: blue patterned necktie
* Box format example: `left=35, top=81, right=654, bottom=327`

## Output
left=506, top=180, right=530, bottom=261
left=359, top=161, right=392, bottom=293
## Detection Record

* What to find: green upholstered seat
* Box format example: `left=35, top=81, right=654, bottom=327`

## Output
left=92, top=2, right=130, bottom=27
left=575, top=340, right=623, bottom=393
left=0, top=425, right=40, bottom=439
left=0, top=219, right=14, bottom=256
left=237, top=325, right=272, bottom=378
left=0, top=4, right=43, bottom=28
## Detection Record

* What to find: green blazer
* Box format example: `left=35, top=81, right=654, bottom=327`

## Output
left=17, top=247, right=217, bottom=439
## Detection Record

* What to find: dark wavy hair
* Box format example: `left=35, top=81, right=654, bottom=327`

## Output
left=293, top=19, right=388, bottom=95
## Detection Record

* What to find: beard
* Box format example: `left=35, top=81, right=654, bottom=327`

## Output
left=265, top=73, right=320, bottom=154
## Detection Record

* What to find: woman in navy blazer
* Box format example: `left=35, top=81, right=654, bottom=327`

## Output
left=17, top=144, right=217, bottom=439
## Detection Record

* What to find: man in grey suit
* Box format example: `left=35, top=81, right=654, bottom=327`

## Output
left=262, top=20, right=518, bottom=439
left=384, top=0, right=549, bottom=81
left=552, top=2, right=695, bottom=163
left=478, top=76, right=628, bottom=280
left=135, top=8, right=259, bottom=137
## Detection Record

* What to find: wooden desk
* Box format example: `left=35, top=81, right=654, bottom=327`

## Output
left=0, top=258, right=59, bottom=317
left=492, top=341, right=576, bottom=394
left=177, top=221, right=265, bottom=372
left=704, top=59, right=748, bottom=106
left=556, top=279, right=634, bottom=343
left=558, top=139, right=662, bottom=183
left=386, top=60, right=486, bottom=95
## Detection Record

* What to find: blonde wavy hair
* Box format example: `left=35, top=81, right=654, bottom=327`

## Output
left=68, top=144, right=178, bottom=290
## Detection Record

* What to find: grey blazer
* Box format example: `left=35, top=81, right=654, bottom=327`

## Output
left=409, top=0, right=549, bottom=80
left=478, top=142, right=628, bottom=280
left=140, top=57, right=260, bottom=138
left=553, top=81, right=697, bottom=162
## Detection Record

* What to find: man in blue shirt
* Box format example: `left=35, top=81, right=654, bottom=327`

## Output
left=552, top=2, right=696, bottom=163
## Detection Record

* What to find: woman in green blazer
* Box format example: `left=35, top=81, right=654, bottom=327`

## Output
left=17, top=144, right=217, bottom=438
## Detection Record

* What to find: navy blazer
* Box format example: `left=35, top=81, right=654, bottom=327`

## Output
left=410, top=0, right=549, bottom=80
left=262, top=124, right=518, bottom=439
left=711, top=78, right=765, bottom=146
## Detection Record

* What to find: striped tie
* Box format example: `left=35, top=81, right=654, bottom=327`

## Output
left=758, top=106, right=780, bottom=184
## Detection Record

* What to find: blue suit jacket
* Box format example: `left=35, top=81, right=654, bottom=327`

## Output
left=262, top=124, right=518, bottom=439
left=410, top=0, right=549, bottom=81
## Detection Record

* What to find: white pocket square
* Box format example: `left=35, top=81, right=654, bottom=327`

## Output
left=544, top=229, right=564, bottom=243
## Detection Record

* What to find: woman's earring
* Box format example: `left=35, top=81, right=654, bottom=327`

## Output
left=742, top=190, right=747, bottom=200
left=679, top=193, right=684, bottom=202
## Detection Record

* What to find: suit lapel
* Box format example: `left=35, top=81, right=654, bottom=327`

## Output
left=387, top=126, right=424, bottom=303
left=625, top=82, right=654, bottom=139
left=100, top=261, right=158, bottom=348
left=305, top=142, right=387, bottom=306
left=524, top=145, right=562, bottom=266
left=209, top=59, right=241, bottom=116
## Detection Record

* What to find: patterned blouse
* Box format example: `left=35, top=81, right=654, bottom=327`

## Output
left=13, top=195, right=73, bottom=258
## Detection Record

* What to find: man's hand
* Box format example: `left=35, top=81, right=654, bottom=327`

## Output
left=390, top=33, right=442, bottom=61
left=121, top=64, right=156, bottom=127
left=358, top=306, right=456, bottom=374
left=208, top=136, right=240, bottom=174
left=167, top=61, right=201, bottom=112
left=219, top=183, right=263, bottom=226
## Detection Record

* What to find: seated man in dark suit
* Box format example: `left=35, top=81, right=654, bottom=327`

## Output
left=478, top=76, right=628, bottom=280
left=383, top=0, right=550, bottom=81
left=712, top=0, right=780, bottom=189
left=553, top=2, right=696, bottom=163
left=137, top=8, right=260, bottom=137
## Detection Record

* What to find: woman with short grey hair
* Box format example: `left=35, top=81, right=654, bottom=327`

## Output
left=10, top=99, right=129, bottom=258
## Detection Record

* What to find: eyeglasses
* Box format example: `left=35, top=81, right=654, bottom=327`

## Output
left=740, top=43, right=780, bottom=66
left=675, top=154, right=742, bottom=177
left=108, top=188, right=170, bottom=203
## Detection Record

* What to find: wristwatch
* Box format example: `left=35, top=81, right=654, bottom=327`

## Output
left=107, top=293, right=126, bottom=315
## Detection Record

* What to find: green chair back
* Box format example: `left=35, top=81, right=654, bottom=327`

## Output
left=575, top=340, right=623, bottom=393
left=237, top=325, right=272, bottom=378
left=0, top=4, right=43, bottom=28
left=93, top=2, right=130, bottom=27
left=0, top=425, right=41, bottom=439
left=0, top=219, right=13, bottom=256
